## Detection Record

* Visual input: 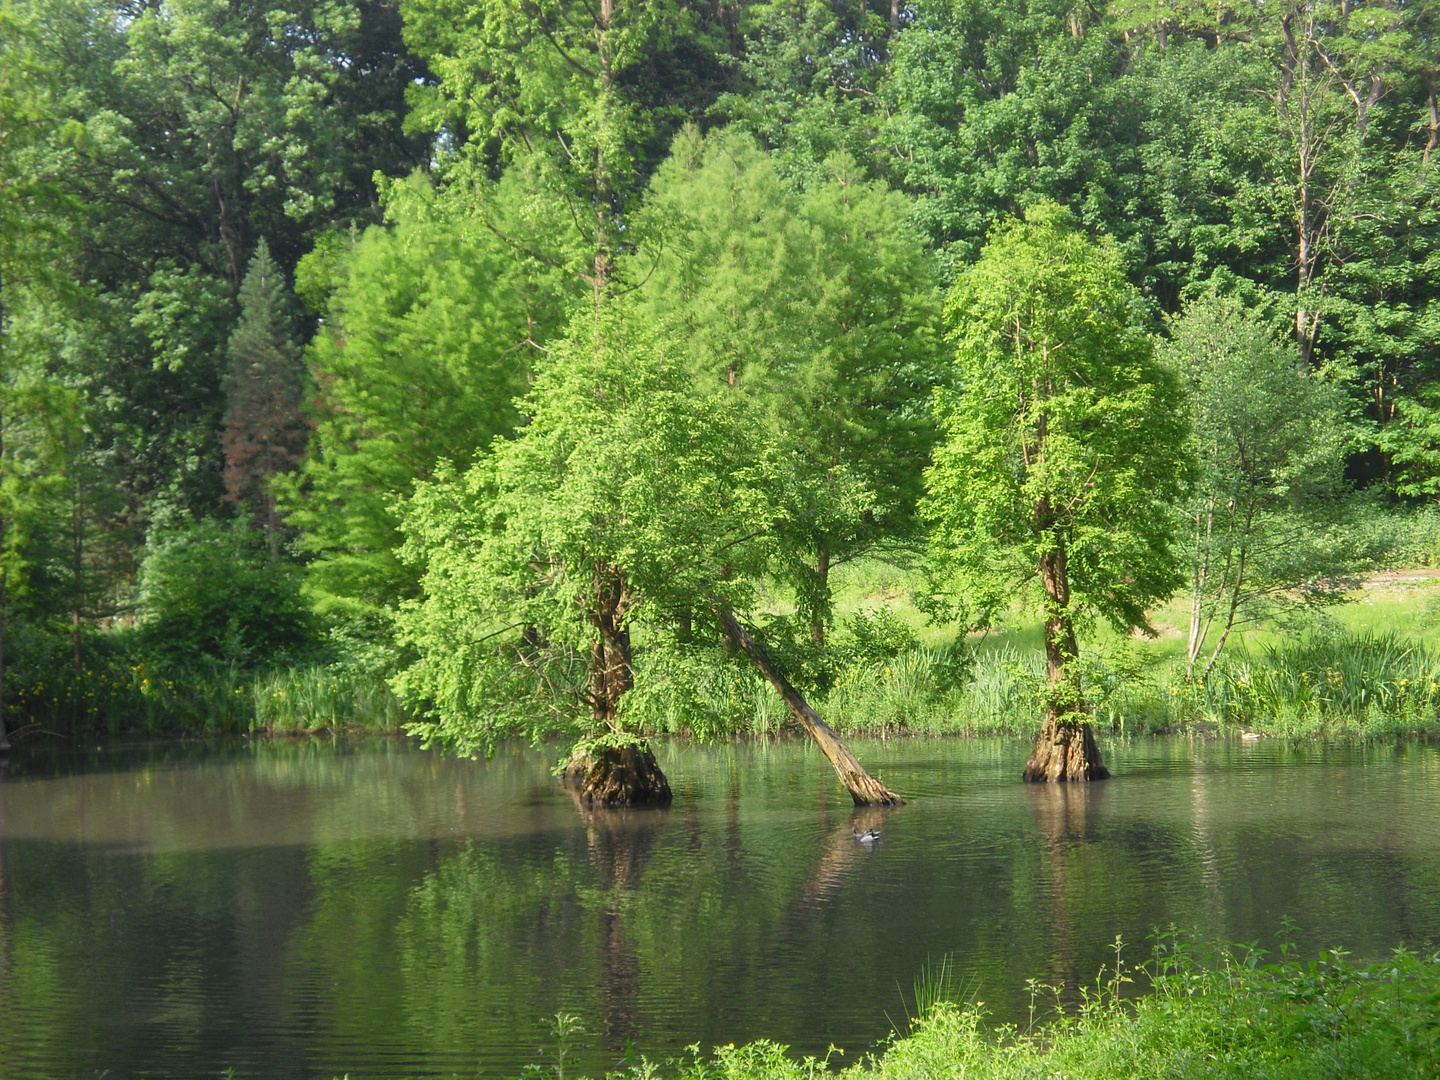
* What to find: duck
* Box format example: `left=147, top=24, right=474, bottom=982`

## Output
left=1239, top=730, right=1263, bottom=742
left=853, top=827, right=881, bottom=846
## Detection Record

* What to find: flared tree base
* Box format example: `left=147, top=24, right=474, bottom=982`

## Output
left=565, top=745, right=673, bottom=807
left=1023, top=715, right=1110, bottom=782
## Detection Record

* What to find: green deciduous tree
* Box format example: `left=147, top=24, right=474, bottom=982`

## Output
left=395, top=308, right=765, bottom=804
left=0, top=0, right=86, bottom=749
left=717, top=0, right=892, bottom=186
left=280, top=178, right=565, bottom=624
left=403, top=0, right=693, bottom=297
left=1166, top=294, right=1364, bottom=678
left=20, top=0, right=433, bottom=553
left=639, top=127, right=942, bottom=643
left=924, top=205, right=1189, bottom=781
left=396, top=299, right=901, bottom=805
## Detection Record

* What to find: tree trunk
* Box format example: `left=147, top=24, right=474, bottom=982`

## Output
left=714, top=605, right=901, bottom=806
left=1425, top=74, right=1439, bottom=166
left=1023, top=542, right=1108, bottom=783
left=0, top=305, right=7, bottom=753
left=1186, top=496, right=1214, bottom=669
left=72, top=478, right=83, bottom=728
left=573, top=569, right=671, bottom=807
left=571, top=744, right=672, bottom=807
left=1201, top=519, right=1250, bottom=683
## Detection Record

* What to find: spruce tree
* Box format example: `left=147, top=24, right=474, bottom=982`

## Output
left=223, top=240, right=308, bottom=554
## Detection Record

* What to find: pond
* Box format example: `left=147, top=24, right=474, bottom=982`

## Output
left=1, top=735, right=1438, bottom=1079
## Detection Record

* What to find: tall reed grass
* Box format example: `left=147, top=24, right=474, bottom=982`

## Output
left=628, top=627, right=1440, bottom=742
left=6, top=647, right=252, bottom=736
left=3, top=634, right=404, bottom=740
left=250, top=665, right=405, bottom=734
left=1196, top=630, right=1440, bottom=736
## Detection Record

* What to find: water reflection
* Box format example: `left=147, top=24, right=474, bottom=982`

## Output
left=0, top=737, right=1438, bottom=1080
left=799, top=805, right=901, bottom=909
left=569, top=791, right=669, bottom=1049
left=1025, top=783, right=1100, bottom=996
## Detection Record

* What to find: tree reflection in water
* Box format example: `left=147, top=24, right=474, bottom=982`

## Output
left=567, top=789, right=669, bottom=1051
left=1028, top=781, right=1108, bottom=999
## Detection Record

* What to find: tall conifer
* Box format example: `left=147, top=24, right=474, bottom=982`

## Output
left=223, top=240, right=308, bottom=553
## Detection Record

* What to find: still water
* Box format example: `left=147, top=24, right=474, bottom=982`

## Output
left=1, top=736, right=1439, bottom=1079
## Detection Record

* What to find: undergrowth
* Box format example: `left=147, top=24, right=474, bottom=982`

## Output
left=593, top=935, right=1440, bottom=1080
left=626, top=620, right=1440, bottom=742
left=4, top=626, right=402, bottom=741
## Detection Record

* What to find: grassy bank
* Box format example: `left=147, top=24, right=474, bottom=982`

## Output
left=623, top=626, right=1440, bottom=743
left=625, top=941, right=1440, bottom=1080
left=13, top=533, right=1440, bottom=743
left=4, top=633, right=403, bottom=740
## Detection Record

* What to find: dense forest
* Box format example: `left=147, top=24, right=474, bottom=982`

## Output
left=3, top=0, right=1440, bottom=792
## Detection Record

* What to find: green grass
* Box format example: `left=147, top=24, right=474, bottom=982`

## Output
left=250, top=665, right=405, bottom=734
left=796, top=555, right=1440, bottom=740
left=602, top=939, right=1440, bottom=1080
left=3, top=632, right=405, bottom=739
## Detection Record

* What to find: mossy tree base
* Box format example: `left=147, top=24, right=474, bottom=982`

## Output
left=1023, top=716, right=1109, bottom=782
left=566, top=745, right=673, bottom=807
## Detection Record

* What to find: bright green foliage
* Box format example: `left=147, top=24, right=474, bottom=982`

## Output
left=881, top=1, right=1288, bottom=296
left=137, top=519, right=312, bottom=667
left=394, top=308, right=770, bottom=756
left=924, top=204, right=1189, bottom=639
left=0, top=0, right=89, bottom=739
left=640, top=128, right=942, bottom=637
left=250, top=664, right=403, bottom=733
left=1163, top=294, right=1364, bottom=673
left=402, top=0, right=692, bottom=289
left=680, top=944, right=1440, bottom=1080
left=1380, top=386, right=1440, bottom=502
left=279, top=181, right=564, bottom=621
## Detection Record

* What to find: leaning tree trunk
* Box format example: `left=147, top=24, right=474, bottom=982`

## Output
left=715, top=605, right=901, bottom=806
left=1023, top=545, right=1108, bottom=783
left=567, top=571, right=672, bottom=808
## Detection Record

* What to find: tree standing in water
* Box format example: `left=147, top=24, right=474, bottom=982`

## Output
left=925, top=205, right=1189, bottom=781
left=396, top=312, right=750, bottom=805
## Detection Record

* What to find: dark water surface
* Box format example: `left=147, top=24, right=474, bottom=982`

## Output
left=1, top=736, right=1439, bottom=1079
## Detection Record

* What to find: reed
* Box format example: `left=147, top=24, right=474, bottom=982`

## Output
left=1201, top=629, right=1440, bottom=736
left=250, top=665, right=405, bottom=734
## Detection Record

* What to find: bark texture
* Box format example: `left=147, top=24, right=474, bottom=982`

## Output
left=715, top=605, right=902, bottom=806
left=1023, top=715, right=1109, bottom=782
left=1023, top=541, right=1109, bottom=783
left=570, top=745, right=673, bottom=808
left=567, top=568, right=672, bottom=807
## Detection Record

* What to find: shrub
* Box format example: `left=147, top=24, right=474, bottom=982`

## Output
left=642, top=938, right=1440, bottom=1080
left=137, top=519, right=314, bottom=666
